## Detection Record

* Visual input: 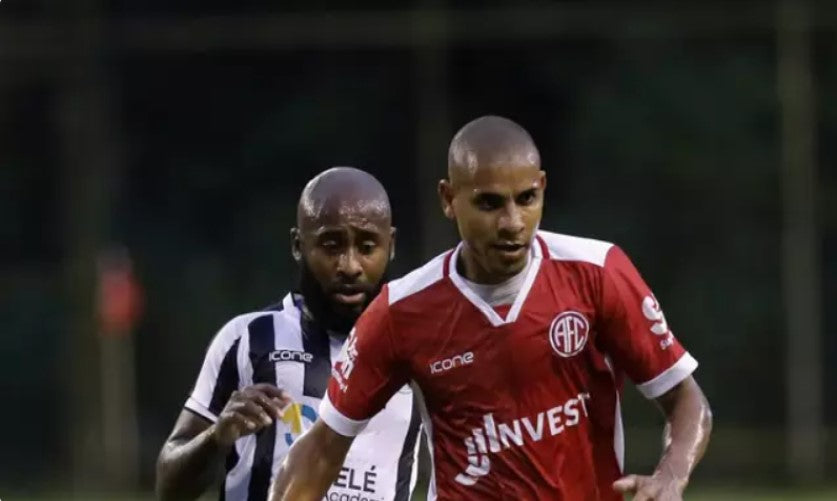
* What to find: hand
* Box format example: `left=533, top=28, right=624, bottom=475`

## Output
left=613, top=473, right=686, bottom=501
left=212, top=383, right=290, bottom=448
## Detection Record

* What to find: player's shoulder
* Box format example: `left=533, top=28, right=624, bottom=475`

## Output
left=215, top=294, right=302, bottom=344
left=386, top=249, right=451, bottom=305
left=536, top=229, right=616, bottom=268
left=213, top=311, right=265, bottom=342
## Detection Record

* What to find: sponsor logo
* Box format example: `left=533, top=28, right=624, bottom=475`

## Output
left=283, top=402, right=383, bottom=499
left=281, top=402, right=318, bottom=445
left=269, top=349, right=313, bottom=363
left=332, top=328, right=359, bottom=392
left=430, top=351, right=474, bottom=374
left=548, top=311, right=589, bottom=358
left=324, top=493, right=380, bottom=501
left=455, top=393, right=591, bottom=487
left=325, top=465, right=382, bottom=501
left=641, top=294, right=674, bottom=349
left=334, top=465, right=378, bottom=494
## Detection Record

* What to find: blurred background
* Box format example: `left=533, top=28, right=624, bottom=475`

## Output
left=1, top=0, right=835, bottom=499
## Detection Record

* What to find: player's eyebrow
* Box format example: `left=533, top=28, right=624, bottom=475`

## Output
left=315, top=221, right=386, bottom=238
left=515, top=187, right=538, bottom=198
left=351, top=227, right=385, bottom=240
left=313, top=226, right=349, bottom=240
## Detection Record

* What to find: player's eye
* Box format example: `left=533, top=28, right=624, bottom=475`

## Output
left=517, top=190, right=538, bottom=206
left=320, top=240, right=341, bottom=253
left=358, top=241, right=377, bottom=255
left=474, top=194, right=503, bottom=211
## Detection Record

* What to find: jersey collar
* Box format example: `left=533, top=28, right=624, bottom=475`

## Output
left=446, top=237, right=545, bottom=327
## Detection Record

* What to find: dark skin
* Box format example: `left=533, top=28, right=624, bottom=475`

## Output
left=156, top=385, right=290, bottom=500
left=272, top=117, right=712, bottom=501
left=292, top=167, right=395, bottom=323
left=156, top=167, right=394, bottom=501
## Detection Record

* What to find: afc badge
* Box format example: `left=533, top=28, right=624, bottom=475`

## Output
left=549, top=311, right=590, bottom=358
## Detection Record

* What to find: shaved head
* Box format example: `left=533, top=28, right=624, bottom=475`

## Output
left=439, top=116, right=546, bottom=284
left=448, top=115, right=541, bottom=185
left=297, top=166, right=391, bottom=230
left=292, top=166, right=394, bottom=332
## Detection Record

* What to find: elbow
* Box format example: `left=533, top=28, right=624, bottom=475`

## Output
left=701, top=395, right=714, bottom=437
left=155, top=482, right=174, bottom=501
left=155, top=472, right=184, bottom=501
left=154, top=455, right=170, bottom=501
left=155, top=447, right=178, bottom=501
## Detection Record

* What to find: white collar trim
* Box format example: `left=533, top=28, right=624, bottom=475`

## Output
left=448, top=240, right=543, bottom=326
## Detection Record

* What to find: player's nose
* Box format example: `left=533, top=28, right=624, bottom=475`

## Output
left=336, top=248, right=363, bottom=280
left=498, top=203, right=525, bottom=235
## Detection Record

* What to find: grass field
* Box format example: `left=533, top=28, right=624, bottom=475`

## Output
left=683, top=488, right=837, bottom=500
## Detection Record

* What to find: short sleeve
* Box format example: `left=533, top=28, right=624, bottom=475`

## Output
left=598, top=246, right=698, bottom=399
left=184, top=317, right=243, bottom=423
left=320, top=287, right=406, bottom=437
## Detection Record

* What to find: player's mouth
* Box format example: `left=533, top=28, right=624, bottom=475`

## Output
left=331, top=286, right=368, bottom=306
left=492, top=242, right=528, bottom=259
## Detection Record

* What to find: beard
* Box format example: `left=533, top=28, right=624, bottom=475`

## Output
left=297, top=259, right=388, bottom=336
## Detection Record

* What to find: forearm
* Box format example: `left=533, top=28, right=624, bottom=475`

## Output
left=654, top=378, right=713, bottom=486
left=270, top=422, right=352, bottom=501
left=156, top=426, right=227, bottom=500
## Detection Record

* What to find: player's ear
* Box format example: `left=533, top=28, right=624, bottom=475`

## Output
left=389, top=226, right=397, bottom=262
left=539, top=170, right=547, bottom=192
left=290, top=228, right=303, bottom=264
left=438, top=179, right=455, bottom=220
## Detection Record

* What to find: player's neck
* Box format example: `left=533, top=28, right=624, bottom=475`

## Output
left=457, top=245, right=530, bottom=285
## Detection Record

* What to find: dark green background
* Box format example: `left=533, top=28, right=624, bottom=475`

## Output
left=1, top=0, right=835, bottom=494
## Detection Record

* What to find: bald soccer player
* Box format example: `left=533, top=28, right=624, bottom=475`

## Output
left=272, top=117, right=712, bottom=501
left=156, top=167, right=421, bottom=501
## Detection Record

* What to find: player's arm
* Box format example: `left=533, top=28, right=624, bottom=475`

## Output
left=156, top=409, right=223, bottom=500
left=655, top=376, right=712, bottom=489
left=614, top=376, right=712, bottom=500
left=155, top=317, right=289, bottom=500
left=597, top=246, right=712, bottom=500
left=270, top=289, right=406, bottom=501
left=156, top=384, right=289, bottom=500
left=269, top=420, right=353, bottom=501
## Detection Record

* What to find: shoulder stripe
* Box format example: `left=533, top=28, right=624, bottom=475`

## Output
left=537, top=230, right=614, bottom=267
left=186, top=312, right=261, bottom=422
left=246, top=314, right=278, bottom=500
left=208, top=338, right=241, bottom=416
left=388, top=251, right=450, bottom=305
left=300, top=314, right=331, bottom=398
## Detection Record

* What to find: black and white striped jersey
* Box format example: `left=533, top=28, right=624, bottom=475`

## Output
left=185, top=293, right=421, bottom=501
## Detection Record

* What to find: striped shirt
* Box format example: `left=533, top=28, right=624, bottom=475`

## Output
left=186, top=293, right=421, bottom=501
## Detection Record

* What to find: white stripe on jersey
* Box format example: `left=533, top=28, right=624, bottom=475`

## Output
left=184, top=293, right=419, bottom=501
left=227, top=324, right=255, bottom=501
left=411, top=381, right=437, bottom=501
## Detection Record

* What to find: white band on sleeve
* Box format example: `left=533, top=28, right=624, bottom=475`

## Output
left=636, top=352, right=698, bottom=399
left=319, top=393, right=370, bottom=437
left=185, top=396, right=219, bottom=423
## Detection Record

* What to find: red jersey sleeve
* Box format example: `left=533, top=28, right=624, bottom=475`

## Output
left=319, top=286, right=407, bottom=436
left=598, top=246, right=698, bottom=399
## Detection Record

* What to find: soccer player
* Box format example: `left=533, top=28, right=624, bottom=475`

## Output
left=271, top=117, right=712, bottom=501
left=156, top=167, right=421, bottom=501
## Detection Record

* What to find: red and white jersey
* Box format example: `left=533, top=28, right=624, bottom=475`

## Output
left=320, top=230, right=698, bottom=500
